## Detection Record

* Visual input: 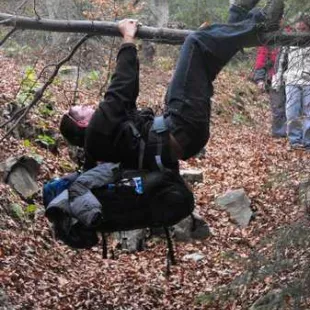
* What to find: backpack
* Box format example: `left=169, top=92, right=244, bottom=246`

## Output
left=44, top=164, right=195, bottom=273
left=92, top=168, right=194, bottom=232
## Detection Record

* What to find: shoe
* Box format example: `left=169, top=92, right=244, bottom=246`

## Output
left=290, top=143, right=304, bottom=150
left=271, top=133, right=286, bottom=139
left=231, top=0, right=261, bottom=11
left=261, top=0, right=284, bottom=31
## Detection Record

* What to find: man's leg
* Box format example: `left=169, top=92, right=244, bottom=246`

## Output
left=270, top=86, right=287, bottom=137
left=302, top=86, right=310, bottom=148
left=228, top=0, right=260, bottom=23
left=164, top=0, right=283, bottom=160
left=85, top=43, right=140, bottom=163
left=286, top=85, right=303, bottom=146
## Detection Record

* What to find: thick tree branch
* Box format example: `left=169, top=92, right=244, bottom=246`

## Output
left=1, top=12, right=310, bottom=46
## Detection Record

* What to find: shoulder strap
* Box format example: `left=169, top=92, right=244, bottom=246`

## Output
left=151, top=116, right=168, bottom=171
left=126, top=121, right=146, bottom=170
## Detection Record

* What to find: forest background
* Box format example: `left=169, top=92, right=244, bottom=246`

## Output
left=1, top=0, right=310, bottom=309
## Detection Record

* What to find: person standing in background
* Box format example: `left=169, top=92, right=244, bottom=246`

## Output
left=277, top=14, right=310, bottom=149
left=253, top=24, right=287, bottom=138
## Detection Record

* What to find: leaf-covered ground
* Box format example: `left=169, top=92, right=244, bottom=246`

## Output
left=1, top=49, right=310, bottom=309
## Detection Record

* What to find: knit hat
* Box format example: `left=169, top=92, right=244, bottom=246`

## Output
left=60, top=113, right=87, bottom=147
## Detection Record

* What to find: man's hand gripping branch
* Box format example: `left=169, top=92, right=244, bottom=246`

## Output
left=118, top=19, right=140, bottom=44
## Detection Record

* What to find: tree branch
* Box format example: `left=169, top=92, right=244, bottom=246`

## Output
left=1, top=12, right=310, bottom=46
left=0, top=34, right=91, bottom=142
left=0, top=27, right=17, bottom=46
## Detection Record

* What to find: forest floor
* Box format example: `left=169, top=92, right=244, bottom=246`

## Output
left=0, top=48, right=310, bottom=310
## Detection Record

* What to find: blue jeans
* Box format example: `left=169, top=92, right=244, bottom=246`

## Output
left=165, top=6, right=265, bottom=159
left=286, top=85, right=310, bottom=146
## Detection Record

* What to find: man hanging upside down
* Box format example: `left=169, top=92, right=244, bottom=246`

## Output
left=60, top=0, right=284, bottom=171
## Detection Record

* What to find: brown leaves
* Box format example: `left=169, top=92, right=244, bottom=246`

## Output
left=1, top=50, right=310, bottom=309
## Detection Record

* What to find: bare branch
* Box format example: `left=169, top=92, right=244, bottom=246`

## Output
left=0, top=13, right=304, bottom=46
left=33, top=0, right=41, bottom=20
left=0, top=18, right=14, bottom=24
left=1, top=12, right=310, bottom=46
left=0, top=27, right=17, bottom=46
left=0, top=106, right=26, bottom=128
left=73, top=48, right=82, bottom=105
left=0, top=34, right=92, bottom=142
left=15, top=0, right=30, bottom=13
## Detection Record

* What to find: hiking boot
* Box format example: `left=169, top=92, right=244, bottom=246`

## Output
left=290, top=143, right=304, bottom=150
left=261, top=0, right=284, bottom=31
left=230, top=0, right=261, bottom=11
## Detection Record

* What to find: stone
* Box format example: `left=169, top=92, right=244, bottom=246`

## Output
left=59, top=66, right=81, bottom=80
left=173, top=212, right=210, bottom=241
left=0, top=157, right=18, bottom=182
left=0, top=156, right=41, bottom=199
left=114, top=229, right=147, bottom=253
left=183, top=253, right=205, bottom=262
left=216, top=188, right=253, bottom=228
left=180, top=169, right=204, bottom=184
left=7, top=166, right=39, bottom=199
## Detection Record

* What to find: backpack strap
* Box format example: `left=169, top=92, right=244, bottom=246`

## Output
left=126, top=121, right=146, bottom=170
left=164, top=226, right=176, bottom=277
left=151, top=116, right=168, bottom=171
left=114, top=120, right=146, bottom=170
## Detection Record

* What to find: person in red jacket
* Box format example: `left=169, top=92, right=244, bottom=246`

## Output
left=254, top=46, right=278, bottom=90
left=253, top=22, right=290, bottom=138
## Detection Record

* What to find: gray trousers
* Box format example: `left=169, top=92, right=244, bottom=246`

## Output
left=269, top=86, right=287, bottom=137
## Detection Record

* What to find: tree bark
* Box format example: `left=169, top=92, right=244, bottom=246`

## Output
left=1, top=12, right=310, bottom=46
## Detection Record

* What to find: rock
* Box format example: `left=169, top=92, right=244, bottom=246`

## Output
left=183, top=253, right=205, bottom=262
left=8, top=167, right=39, bottom=199
left=59, top=66, right=80, bottom=80
left=216, top=188, right=253, bottom=228
left=180, top=169, right=204, bottom=184
left=114, top=229, right=147, bottom=253
left=0, top=156, right=41, bottom=199
left=173, top=212, right=210, bottom=241
left=0, top=157, right=18, bottom=182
